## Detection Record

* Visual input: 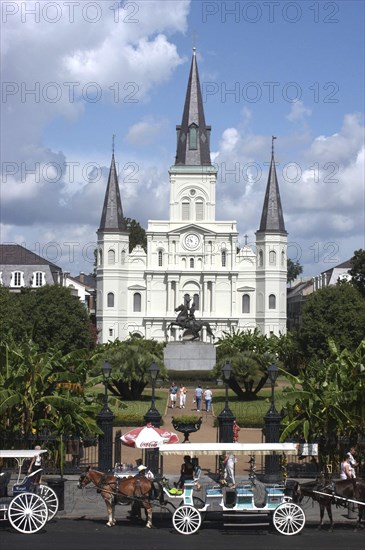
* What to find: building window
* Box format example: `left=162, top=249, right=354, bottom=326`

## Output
left=13, top=271, right=22, bottom=287
left=133, top=292, right=141, bottom=312
left=193, top=293, right=200, bottom=310
left=34, top=272, right=44, bottom=287
left=109, top=328, right=113, bottom=337
left=107, top=292, right=114, bottom=307
left=269, top=250, right=276, bottom=264
left=196, top=200, right=204, bottom=220
left=98, top=248, right=103, bottom=266
left=158, top=250, right=163, bottom=267
left=108, top=249, right=115, bottom=264
left=221, top=250, right=227, bottom=267
left=242, top=294, right=250, bottom=313
left=281, top=250, right=285, bottom=266
left=184, top=293, right=190, bottom=306
left=269, top=294, right=276, bottom=309
left=182, top=201, right=190, bottom=220
left=121, top=250, right=126, bottom=264
left=258, top=250, right=263, bottom=267
left=190, top=258, right=194, bottom=268
left=189, top=124, right=197, bottom=149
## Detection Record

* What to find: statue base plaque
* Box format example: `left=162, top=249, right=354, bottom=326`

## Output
left=164, top=341, right=216, bottom=371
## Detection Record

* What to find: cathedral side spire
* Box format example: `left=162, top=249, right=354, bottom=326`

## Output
left=98, top=148, right=127, bottom=233
left=258, top=138, right=287, bottom=234
left=174, top=49, right=212, bottom=166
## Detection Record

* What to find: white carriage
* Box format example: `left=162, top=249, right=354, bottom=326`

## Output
left=0, top=449, right=59, bottom=534
left=159, top=442, right=306, bottom=536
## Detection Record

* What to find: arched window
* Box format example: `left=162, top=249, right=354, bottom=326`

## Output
left=34, top=271, right=44, bottom=287
left=189, top=124, right=197, bottom=150
left=193, top=294, right=200, bottom=311
left=108, top=249, right=115, bottom=264
left=182, top=201, right=190, bottom=220
left=242, top=294, right=250, bottom=313
left=221, top=250, right=227, bottom=267
left=269, top=294, right=276, bottom=309
left=190, top=258, right=194, bottom=268
left=281, top=250, right=285, bottom=266
left=121, top=250, right=126, bottom=264
left=98, top=249, right=103, bottom=266
left=269, top=250, right=276, bottom=264
left=158, top=250, right=163, bottom=267
left=13, top=271, right=22, bottom=287
left=258, top=250, right=264, bottom=267
left=133, top=292, right=141, bottom=312
left=107, top=292, right=114, bottom=307
left=184, top=293, right=190, bottom=306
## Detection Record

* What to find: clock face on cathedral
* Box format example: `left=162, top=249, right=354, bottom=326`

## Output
left=184, top=233, right=200, bottom=250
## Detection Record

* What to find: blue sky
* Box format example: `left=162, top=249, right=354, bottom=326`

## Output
left=1, top=0, right=364, bottom=276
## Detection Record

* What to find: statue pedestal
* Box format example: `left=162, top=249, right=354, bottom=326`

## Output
left=164, top=341, right=216, bottom=372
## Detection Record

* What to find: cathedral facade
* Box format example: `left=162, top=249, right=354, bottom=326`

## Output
left=96, top=51, right=287, bottom=343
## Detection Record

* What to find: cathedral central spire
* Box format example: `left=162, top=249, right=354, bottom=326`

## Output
left=258, top=138, right=287, bottom=234
left=174, top=49, right=212, bottom=166
left=98, top=142, right=127, bottom=233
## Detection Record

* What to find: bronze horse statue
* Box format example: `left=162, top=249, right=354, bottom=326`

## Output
left=293, top=477, right=365, bottom=531
left=167, top=303, right=215, bottom=340
left=78, top=467, right=159, bottom=528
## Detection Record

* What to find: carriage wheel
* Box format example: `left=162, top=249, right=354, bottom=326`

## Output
left=8, top=492, right=48, bottom=534
left=173, top=505, right=201, bottom=535
left=38, top=484, right=59, bottom=520
left=273, top=502, right=305, bottom=536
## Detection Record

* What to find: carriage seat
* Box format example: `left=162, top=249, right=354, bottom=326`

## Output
left=265, top=486, right=285, bottom=509
left=236, top=487, right=254, bottom=509
left=12, top=469, right=42, bottom=496
left=0, top=471, right=11, bottom=498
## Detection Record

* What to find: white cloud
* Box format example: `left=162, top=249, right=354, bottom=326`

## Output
left=286, top=100, right=312, bottom=122
left=126, top=117, right=168, bottom=147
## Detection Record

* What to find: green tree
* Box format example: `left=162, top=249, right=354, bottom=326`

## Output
left=280, top=338, right=365, bottom=471
left=96, top=336, right=166, bottom=400
left=18, top=285, right=95, bottom=354
left=214, top=329, right=278, bottom=400
left=0, top=286, right=25, bottom=342
left=124, top=217, right=147, bottom=253
left=349, top=248, right=365, bottom=297
left=287, top=259, right=303, bottom=285
left=299, top=282, right=365, bottom=360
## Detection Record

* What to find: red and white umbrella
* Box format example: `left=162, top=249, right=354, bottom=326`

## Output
left=121, top=423, right=179, bottom=449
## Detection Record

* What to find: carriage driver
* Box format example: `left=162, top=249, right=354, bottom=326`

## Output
left=128, top=464, right=155, bottom=520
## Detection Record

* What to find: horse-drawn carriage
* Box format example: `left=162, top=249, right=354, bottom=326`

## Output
left=0, top=449, right=59, bottom=534
left=159, top=442, right=306, bottom=535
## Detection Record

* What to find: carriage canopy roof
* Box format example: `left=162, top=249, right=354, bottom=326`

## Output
left=158, top=443, right=299, bottom=456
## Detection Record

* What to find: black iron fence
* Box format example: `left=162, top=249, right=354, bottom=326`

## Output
left=0, top=430, right=123, bottom=475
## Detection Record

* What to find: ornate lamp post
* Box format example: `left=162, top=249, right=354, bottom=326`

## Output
left=97, top=361, right=114, bottom=472
left=217, top=361, right=235, bottom=443
left=264, top=362, right=281, bottom=482
left=144, top=362, right=162, bottom=474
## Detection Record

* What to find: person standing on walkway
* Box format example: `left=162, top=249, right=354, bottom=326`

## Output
left=204, top=387, right=212, bottom=413
left=195, top=385, right=203, bottom=412
left=179, top=384, right=187, bottom=408
left=233, top=420, right=240, bottom=443
left=169, top=382, right=178, bottom=408
left=224, top=452, right=237, bottom=488
left=347, top=446, right=358, bottom=478
left=340, top=455, right=352, bottom=479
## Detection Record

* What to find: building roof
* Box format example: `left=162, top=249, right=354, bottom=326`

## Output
left=0, top=244, right=62, bottom=271
left=98, top=154, right=128, bottom=233
left=174, top=49, right=212, bottom=166
left=257, top=138, right=287, bottom=234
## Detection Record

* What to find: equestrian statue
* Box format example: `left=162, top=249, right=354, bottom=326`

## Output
left=167, top=298, right=215, bottom=341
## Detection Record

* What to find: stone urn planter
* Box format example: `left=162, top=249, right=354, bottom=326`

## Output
left=172, top=416, right=202, bottom=443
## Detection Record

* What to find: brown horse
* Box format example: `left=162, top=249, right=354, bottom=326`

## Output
left=293, top=478, right=365, bottom=531
left=78, top=467, right=154, bottom=528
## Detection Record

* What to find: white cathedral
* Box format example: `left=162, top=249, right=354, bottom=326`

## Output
left=96, top=50, right=288, bottom=344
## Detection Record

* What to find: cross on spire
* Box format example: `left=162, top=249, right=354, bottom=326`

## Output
left=244, top=234, right=248, bottom=245
left=272, top=135, right=277, bottom=156
left=112, top=134, right=116, bottom=155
